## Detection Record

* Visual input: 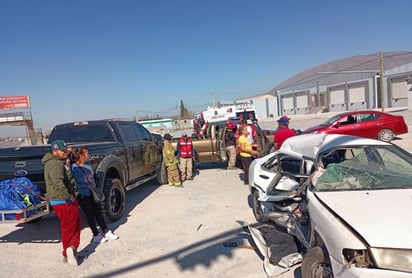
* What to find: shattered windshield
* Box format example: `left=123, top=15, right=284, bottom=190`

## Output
left=314, top=145, right=412, bottom=191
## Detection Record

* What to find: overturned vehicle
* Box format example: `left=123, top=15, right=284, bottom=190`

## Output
left=248, top=134, right=412, bottom=277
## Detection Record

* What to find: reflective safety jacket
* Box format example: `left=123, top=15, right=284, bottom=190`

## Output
left=178, top=137, right=193, bottom=158
left=162, top=140, right=179, bottom=166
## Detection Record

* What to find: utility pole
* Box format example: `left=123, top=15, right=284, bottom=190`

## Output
left=211, top=91, right=215, bottom=108
left=379, top=51, right=385, bottom=112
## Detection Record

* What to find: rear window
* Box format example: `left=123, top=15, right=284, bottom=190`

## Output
left=48, top=124, right=115, bottom=143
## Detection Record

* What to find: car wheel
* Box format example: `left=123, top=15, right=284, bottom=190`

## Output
left=301, top=246, right=333, bottom=278
left=157, top=162, right=168, bottom=185
left=252, top=190, right=267, bottom=223
left=378, top=128, right=394, bottom=142
left=101, top=178, right=126, bottom=223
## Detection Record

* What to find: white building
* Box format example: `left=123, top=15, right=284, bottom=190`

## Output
left=268, top=51, right=412, bottom=116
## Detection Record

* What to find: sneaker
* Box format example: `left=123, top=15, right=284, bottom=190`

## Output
left=92, top=233, right=108, bottom=243
left=168, top=183, right=174, bottom=186
left=174, top=182, right=182, bottom=187
left=105, top=230, right=119, bottom=240
left=66, top=246, right=78, bottom=266
left=62, top=257, right=68, bottom=264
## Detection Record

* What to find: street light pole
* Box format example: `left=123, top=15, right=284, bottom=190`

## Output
left=379, top=51, right=385, bottom=112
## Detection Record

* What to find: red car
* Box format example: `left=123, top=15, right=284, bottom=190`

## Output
left=303, top=110, right=408, bottom=142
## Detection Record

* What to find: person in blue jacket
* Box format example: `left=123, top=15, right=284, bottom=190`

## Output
left=71, top=147, right=119, bottom=243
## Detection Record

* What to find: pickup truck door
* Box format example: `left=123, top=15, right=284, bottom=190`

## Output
left=133, top=123, right=159, bottom=174
left=194, top=125, right=218, bottom=162
left=113, top=122, right=145, bottom=181
left=216, top=126, right=227, bottom=162
left=254, top=123, right=272, bottom=156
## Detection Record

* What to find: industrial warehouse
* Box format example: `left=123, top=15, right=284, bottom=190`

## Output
left=240, top=51, right=412, bottom=119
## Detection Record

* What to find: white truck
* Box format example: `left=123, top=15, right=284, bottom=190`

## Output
left=200, top=101, right=257, bottom=124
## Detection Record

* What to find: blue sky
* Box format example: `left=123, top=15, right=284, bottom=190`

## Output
left=1, top=0, right=411, bottom=136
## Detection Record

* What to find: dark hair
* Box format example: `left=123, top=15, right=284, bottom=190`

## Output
left=70, top=147, right=88, bottom=163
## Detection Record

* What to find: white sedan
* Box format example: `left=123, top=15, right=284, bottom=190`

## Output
left=248, top=134, right=412, bottom=277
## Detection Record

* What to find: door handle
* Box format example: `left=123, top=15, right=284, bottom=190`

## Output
left=259, top=175, right=270, bottom=180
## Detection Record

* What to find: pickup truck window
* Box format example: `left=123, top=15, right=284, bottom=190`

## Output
left=48, top=125, right=115, bottom=143
left=134, top=123, right=151, bottom=141
left=116, top=123, right=140, bottom=143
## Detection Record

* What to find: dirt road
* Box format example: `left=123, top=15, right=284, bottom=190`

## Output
left=0, top=161, right=301, bottom=278
left=2, top=110, right=411, bottom=278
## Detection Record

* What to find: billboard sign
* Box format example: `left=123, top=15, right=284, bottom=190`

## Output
left=0, top=96, right=31, bottom=109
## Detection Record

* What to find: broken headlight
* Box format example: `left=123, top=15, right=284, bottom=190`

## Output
left=370, top=248, right=412, bottom=273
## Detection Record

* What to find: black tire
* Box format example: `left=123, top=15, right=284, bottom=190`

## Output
left=157, top=162, right=168, bottom=185
left=378, top=128, right=394, bottom=142
left=252, top=190, right=267, bottom=223
left=101, top=178, right=126, bottom=223
left=301, top=247, right=333, bottom=278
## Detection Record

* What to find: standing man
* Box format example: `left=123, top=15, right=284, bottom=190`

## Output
left=225, top=121, right=237, bottom=170
left=274, top=116, right=296, bottom=150
left=176, top=132, right=195, bottom=182
left=42, top=140, right=82, bottom=266
left=162, top=134, right=182, bottom=187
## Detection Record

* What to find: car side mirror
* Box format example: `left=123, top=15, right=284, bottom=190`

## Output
left=333, top=122, right=341, bottom=128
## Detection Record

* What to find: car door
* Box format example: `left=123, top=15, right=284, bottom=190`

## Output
left=253, top=122, right=272, bottom=156
left=196, top=124, right=217, bottom=162
left=357, top=112, right=380, bottom=138
left=333, top=114, right=362, bottom=137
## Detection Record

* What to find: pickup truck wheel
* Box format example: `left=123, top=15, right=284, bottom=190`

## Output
left=252, top=190, right=267, bottom=223
left=157, top=163, right=168, bottom=185
left=301, top=247, right=333, bottom=278
left=102, top=178, right=126, bottom=223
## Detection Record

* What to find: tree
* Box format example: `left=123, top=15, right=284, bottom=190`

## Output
left=180, top=99, right=190, bottom=117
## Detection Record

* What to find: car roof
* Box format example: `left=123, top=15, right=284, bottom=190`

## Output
left=336, top=110, right=386, bottom=117
left=279, top=134, right=390, bottom=160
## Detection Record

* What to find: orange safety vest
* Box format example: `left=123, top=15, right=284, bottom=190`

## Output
left=179, top=137, right=193, bottom=158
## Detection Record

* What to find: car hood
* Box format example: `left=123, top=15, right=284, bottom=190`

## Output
left=303, top=125, right=325, bottom=134
left=315, top=189, right=412, bottom=248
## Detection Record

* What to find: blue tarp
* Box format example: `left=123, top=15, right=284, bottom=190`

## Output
left=0, top=177, right=42, bottom=210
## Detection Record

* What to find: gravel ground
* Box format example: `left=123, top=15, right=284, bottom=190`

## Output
left=1, top=109, right=412, bottom=278
left=0, top=162, right=296, bottom=278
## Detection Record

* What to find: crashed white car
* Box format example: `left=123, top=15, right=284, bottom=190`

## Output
left=248, top=134, right=412, bottom=277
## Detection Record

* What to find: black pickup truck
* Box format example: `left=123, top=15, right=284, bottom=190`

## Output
left=0, top=119, right=167, bottom=222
